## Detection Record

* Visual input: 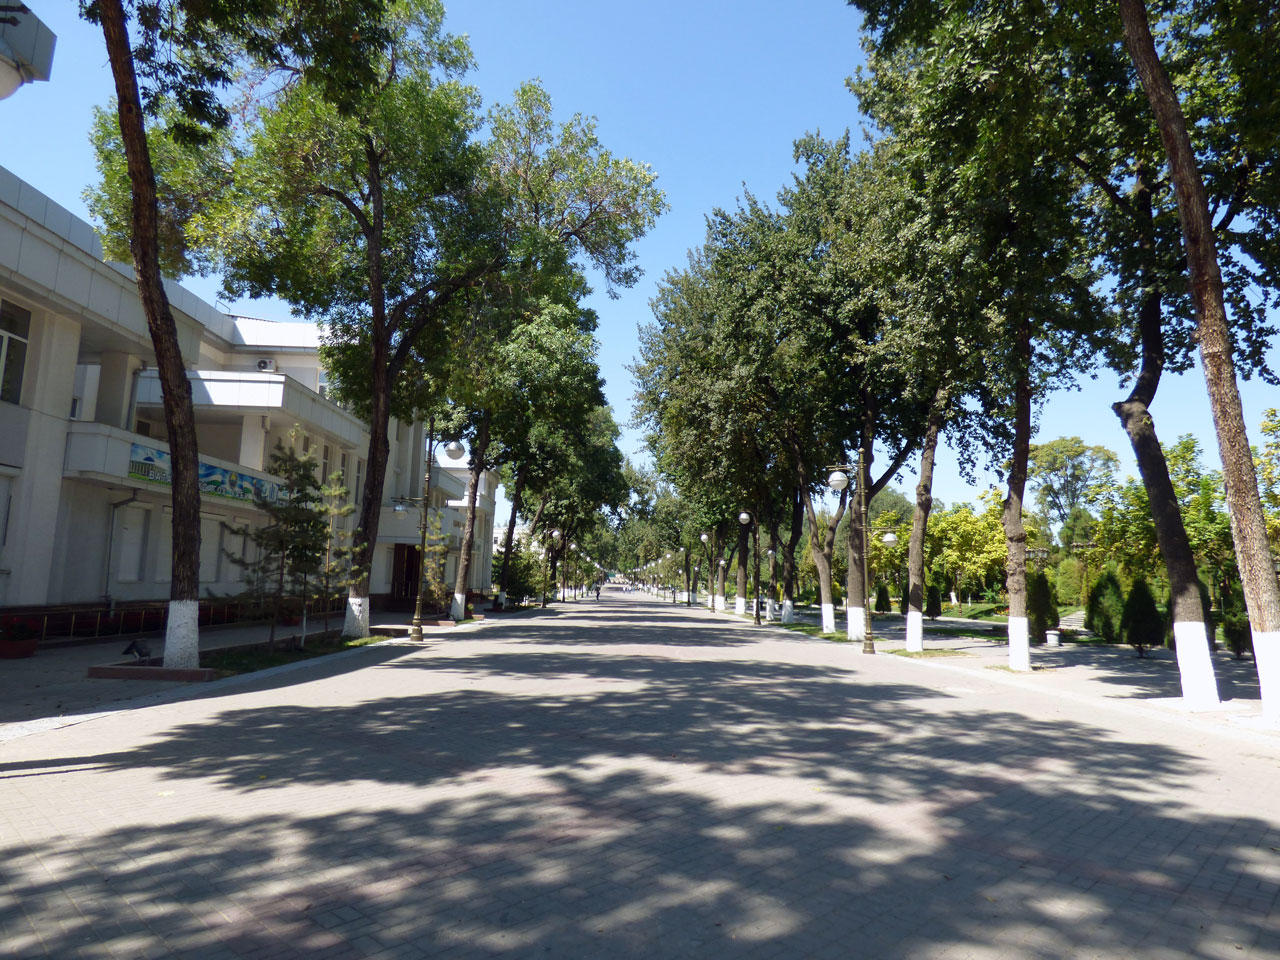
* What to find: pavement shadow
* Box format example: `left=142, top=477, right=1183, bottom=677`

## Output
left=1, top=648, right=1274, bottom=957
left=1040, top=644, right=1262, bottom=703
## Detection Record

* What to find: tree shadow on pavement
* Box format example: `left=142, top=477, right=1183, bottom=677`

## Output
left=2, top=628, right=1277, bottom=958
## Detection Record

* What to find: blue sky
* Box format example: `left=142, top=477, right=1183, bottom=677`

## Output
left=3, top=1, right=1276, bottom=522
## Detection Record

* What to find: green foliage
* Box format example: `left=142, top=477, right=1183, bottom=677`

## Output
left=84, top=102, right=234, bottom=278
left=875, top=584, right=891, bottom=613
left=317, top=471, right=357, bottom=633
left=1027, top=570, right=1059, bottom=642
left=498, top=541, right=543, bottom=607
left=1028, top=437, right=1117, bottom=527
left=1120, top=577, right=1164, bottom=657
left=925, top=584, right=942, bottom=620
left=227, top=442, right=328, bottom=642
left=80, top=0, right=393, bottom=140
left=1219, top=588, right=1253, bottom=660
left=1085, top=572, right=1126, bottom=643
left=898, top=581, right=909, bottom=615
left=1054, top=556, right=1084, bottom=608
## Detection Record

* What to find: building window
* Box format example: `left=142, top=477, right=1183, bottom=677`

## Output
left=318, top=369, right=329, bottom=399
left=0, top=300, right=31, bottom=406
left=355, top=458, right=365, bottom=506
left=322, top=443, right=331, bottom=483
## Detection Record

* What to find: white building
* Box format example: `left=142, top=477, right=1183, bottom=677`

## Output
left=0, top=166, right=496, bottom=616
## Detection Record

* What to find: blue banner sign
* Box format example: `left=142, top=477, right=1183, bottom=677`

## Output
left=128, top=443, right=282, bottom=504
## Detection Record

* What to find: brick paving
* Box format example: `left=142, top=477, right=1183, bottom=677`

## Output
left=1, top=589, right=1278, bottom=959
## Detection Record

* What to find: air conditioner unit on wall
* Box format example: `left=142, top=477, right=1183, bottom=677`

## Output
left=256, top=358, right=276, bottom=372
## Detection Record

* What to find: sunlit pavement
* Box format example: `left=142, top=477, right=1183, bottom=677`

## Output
left=1, top=588, right=1277, bottom=958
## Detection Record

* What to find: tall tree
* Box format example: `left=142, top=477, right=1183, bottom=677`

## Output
left=1028, top=438, right=1119, bottom=527
left=1118, top=0, right=1280, bottom=716
left=218, top=2, right=497, bottom=636
left=79, top=0, right=390, bottom=666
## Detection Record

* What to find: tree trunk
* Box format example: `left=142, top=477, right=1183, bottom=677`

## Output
left=734, top=521, right=750, bottom=616
left=497, top=467, right=526, bottom=605
left=344, top=365, right=390, bottom=636
left=1112, top=180, right=1219, bottom=705
left=1003, top=327, right=1033, bottom=671
left=781, top=487, right=803, bottom=623
left=766, top=521, right=779, bottom=620
left=1120, top=0, right=1279, bottom=716
left=99, top=0, right=202, bottom=669
left=804, top=488, right=847, bottom=634
left=907, top=388, right=947, bottom=652
left=451, top=413, right=490, bottom=620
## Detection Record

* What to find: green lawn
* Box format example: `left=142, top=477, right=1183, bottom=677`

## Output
left=890, top=649, right=974, bottom=659
left=201, top=636, right=383, bottom=676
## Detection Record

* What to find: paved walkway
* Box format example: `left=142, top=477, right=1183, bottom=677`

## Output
left=1, top=589, right=1277, bottom=958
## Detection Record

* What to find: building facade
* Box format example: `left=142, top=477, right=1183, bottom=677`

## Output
left=0, top=166, right=495, bottom=614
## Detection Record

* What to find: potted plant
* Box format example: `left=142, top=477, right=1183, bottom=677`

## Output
left=0, top=616, right=41, bottom=659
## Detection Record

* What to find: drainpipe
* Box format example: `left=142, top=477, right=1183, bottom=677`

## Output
left=103, top=493, right=140, bottom=608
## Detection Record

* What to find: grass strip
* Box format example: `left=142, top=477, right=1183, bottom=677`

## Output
left=890, top=649, right=974, bottom=659
left=201, top=636, right=382, bottom=677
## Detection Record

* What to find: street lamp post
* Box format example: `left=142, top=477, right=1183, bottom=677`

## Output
left=827, top=460, right=875, bottom=655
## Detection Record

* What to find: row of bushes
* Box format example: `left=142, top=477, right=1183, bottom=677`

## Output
left=1084, top=572, right=1251, bottom=657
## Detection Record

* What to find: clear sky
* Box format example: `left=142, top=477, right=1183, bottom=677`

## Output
left=4, top=1, right=1276, bottom=524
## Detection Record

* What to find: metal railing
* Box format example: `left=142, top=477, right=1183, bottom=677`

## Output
left=0, top=595, right=347, bottom=645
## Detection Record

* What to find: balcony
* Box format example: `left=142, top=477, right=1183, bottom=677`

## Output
left=63, top=421, right=283, bottom=507
left=134, top=369, right=366, bottom=448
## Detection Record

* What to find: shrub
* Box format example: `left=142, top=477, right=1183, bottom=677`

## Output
left=875, top=584, right=891, bottom=613
left=1027, top=570, right=1059, bottom=642
left=925, top=584, right=942, bottom=619
left=1120, top=577, right=1163, bottom=657
left=1055, top=556, right=1084, bottom=607
left=1085, top=572, right=1125, bottom=642
left=1219, top=588, right=1252, bottom=659
left=898, top=580, right=909, bottom=614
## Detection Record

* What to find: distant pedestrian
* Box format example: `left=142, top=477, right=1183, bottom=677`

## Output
left=595, top=585, right=601, bottom=601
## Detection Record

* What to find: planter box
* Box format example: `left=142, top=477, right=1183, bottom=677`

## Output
left=0, top=639, right=38, bottom=659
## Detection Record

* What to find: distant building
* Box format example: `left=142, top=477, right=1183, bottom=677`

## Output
left=0, top=166, right=495, bottom=613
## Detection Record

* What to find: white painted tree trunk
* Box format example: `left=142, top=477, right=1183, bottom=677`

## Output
left=847, top=606, right=865, bottom=643
left=1008, top=616, right=1030, bottom=672
left=1170, top=621, right=1221, bottom=710
left=1254, top=630, right=1280, bottom=723
left=163, top=600, right=199, bottom=669
left=343, top=595, right=369, bottom=638
left=821, top=603, right=835, bottom=634
left=905, top=611, right=924, bottom=653
left=715, top=594, right=726, bottom=612
left=450, top=592, right=465, bottom=621
left=497, top=590, right=506, bottom=607
left=781, top=599, right=794, bottom=623
left=734, top=596, right=746, bottom=616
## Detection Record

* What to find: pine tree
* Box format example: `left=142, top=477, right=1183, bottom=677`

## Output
left=925, top=584, right=942, bottom=619
left=1027, top=570, right=1059, bottom=641
left=1086, top=571, right=1126, bottom=643
left=1121, top=577, right=1164, bottom=658
left=228, top=442, right=328, bottom=647
left=875, top=584, right=891, bottom=613
left=318, top=471, right=356, bottom=640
